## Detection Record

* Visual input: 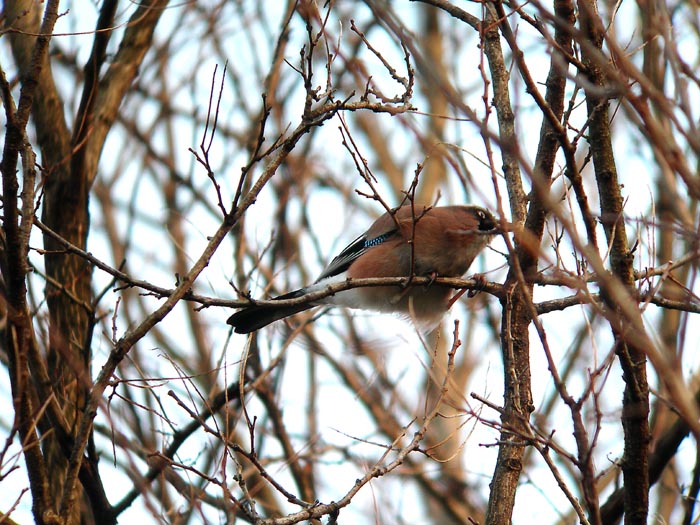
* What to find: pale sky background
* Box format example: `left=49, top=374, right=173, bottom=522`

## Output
left=1, top=0, right=699, bottom=523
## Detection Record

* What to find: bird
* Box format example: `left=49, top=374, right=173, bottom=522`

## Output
left=227, top=204, right=501, bottom=334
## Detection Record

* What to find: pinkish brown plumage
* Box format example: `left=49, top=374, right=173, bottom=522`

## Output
left=228, top=204, right=500, bottom=333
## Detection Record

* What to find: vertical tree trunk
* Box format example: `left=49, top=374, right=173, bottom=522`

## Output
left=6, top=1, right=91, bottom=523
left=577, top=0, right=651, bottom=522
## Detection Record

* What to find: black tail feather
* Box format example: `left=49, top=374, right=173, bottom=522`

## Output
left=227, top=303, right=315, bottom=334
left=227, top=289, right=314, bottom=334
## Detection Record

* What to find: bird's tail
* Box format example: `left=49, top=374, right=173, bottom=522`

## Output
left=227, top=290, right=314, bottom=334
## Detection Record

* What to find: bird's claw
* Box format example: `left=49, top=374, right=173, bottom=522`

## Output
left=467, top=273, right=487, bottom=298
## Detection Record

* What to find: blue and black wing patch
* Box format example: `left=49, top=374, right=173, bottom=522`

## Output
left=315, top=230, right=397, bottom=281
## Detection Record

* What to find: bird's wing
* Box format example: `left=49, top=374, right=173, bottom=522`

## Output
left=315, top=229, right=398, bottom=282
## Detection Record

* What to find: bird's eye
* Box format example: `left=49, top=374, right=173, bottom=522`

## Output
left=476, top=209, right=496, bottom=231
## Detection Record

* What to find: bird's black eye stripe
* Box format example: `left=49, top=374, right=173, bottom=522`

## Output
left=477, top=209, right=497, bottom=231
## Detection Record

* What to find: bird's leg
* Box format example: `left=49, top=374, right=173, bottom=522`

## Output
left=447, top=288, right=467, bottom=309
left=393, top=269, right=437, bottom=304
left=448, top=274, right=487, bottom=309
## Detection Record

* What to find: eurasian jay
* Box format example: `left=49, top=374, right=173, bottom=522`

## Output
left=228, top=204, right=500, bottom=333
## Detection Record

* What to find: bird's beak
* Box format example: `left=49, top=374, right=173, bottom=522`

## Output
left=495, top=220, right=515, bottom=234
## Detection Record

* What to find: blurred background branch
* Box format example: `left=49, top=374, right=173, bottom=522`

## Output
left=1, top=0, right=700, bottom=524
